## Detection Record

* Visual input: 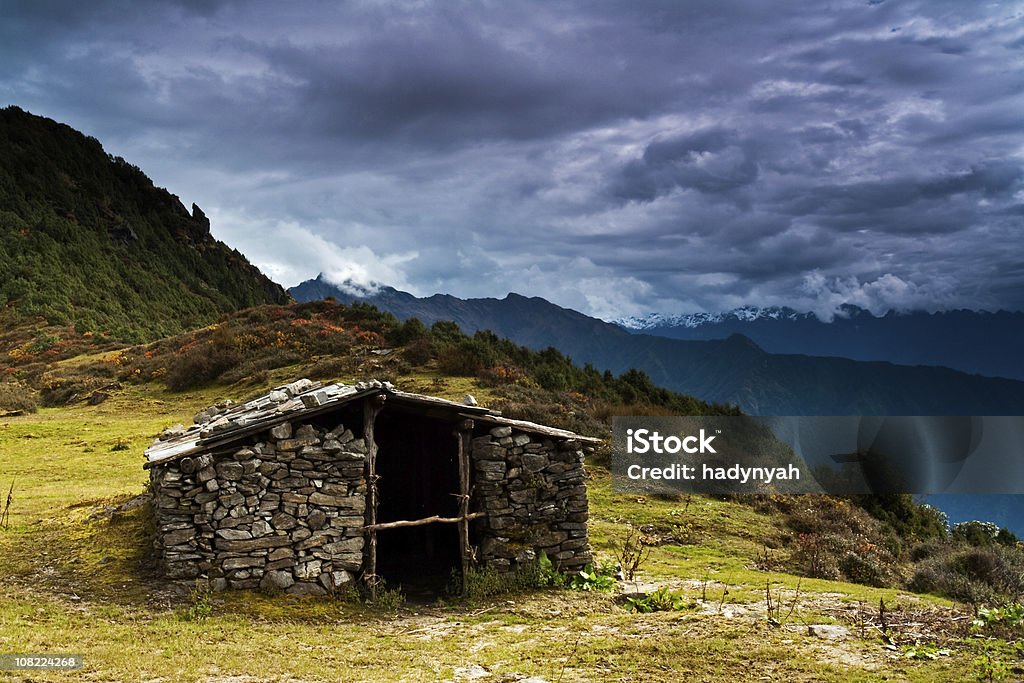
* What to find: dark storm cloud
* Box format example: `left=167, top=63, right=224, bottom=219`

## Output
left=1, top=0, right=1022, bottom=319
left=612, top=129, right=760, bottom=202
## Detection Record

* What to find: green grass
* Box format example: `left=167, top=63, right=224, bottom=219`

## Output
left=0, top=380, right=1009, bottom=682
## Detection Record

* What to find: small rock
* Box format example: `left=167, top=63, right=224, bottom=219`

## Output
left=452, top=664, right=492, bottom=681
left=260, top=570, right=295, bottom=591
left=272, top=512, right=298, bottom=530
left=807, top=624, right=849, bottom=640
left=307, top=509, right=327, bottom=530
left=287, top=581, right=327, bottom=597
left=269, top=422, right=292, bottom=440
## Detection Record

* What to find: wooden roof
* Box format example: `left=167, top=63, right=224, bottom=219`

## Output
left=144, top=378, right=599, bottom=469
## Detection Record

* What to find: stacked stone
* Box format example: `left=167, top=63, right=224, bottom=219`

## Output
left=150, top=420, right=366, bottom=595
left=471, top=425, right=592, bottom=571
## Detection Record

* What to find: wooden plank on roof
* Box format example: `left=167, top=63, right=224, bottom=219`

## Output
left=389, top=390, right=491, bottom=414
left=459, top=412, right=604, bottom=443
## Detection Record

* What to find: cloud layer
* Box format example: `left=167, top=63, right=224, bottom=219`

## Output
left=2, top=0, right=1022, bottom=319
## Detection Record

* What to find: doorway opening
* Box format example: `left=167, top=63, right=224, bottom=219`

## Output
left=373, top=408, right=462, bottom=598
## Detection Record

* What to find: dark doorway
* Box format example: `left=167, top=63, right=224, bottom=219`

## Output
left=373, top=407, right=461, bottom=598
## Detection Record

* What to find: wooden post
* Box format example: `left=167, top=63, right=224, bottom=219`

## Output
left=456, top=418, right=474, bottom=596
left=364, top=393, right=385, bottom=600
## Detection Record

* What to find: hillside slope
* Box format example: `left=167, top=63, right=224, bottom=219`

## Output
left=0, top=106, right=288, bottom=342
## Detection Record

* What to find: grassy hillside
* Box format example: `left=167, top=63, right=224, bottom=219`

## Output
left=5, top=299, right=738, bottom=431
left=0, top=106, right=289, bottom=343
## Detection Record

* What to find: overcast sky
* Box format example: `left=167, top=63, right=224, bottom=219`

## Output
left=3, top=1, right=1023, bottom=320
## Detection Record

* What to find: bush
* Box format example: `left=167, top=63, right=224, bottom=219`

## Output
left=840, top=551, right=889, bottom=587
left=458, top=552, right=567, bottom=599
left=851, top=494, right=948, bottom=542
left=908, top=544, right=1024, bottom=606
left=390, top=317, right=429, bottom=346
left=0, top=381, right=38, bottom=413
left=436, top=337, right=497, bottom=376
left=952, top=520, right=1001, bottom=547
left=304, top=357, right=351, bottom=381
left=38, top=374, right=110, bottom=406
left=402, top=337, right=435, bottom=366
left=165, top=343, right=241, bottom=391
left=625, top=587, right=691, bottom=613
left=778, top=496, right=901, bottom=586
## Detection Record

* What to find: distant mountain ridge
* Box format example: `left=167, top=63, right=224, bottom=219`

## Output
left=617, top=305, right=811, bottom=329
left=615, top=305, right=1024, bottom=381
left=290, top=274, right=1024, bottom=416
left=0, top=106, right=289, bottom=342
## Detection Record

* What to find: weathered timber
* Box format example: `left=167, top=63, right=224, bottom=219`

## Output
left=362, top=511, right=487, bottom=532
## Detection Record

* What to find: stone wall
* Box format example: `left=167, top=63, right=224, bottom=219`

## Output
left=150, top=420, right=367, bottom=595
left=471, top=425, right=592, bottom=571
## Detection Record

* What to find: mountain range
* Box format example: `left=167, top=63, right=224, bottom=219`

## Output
left=290, top=274, right=1024, bottom=416
left=617, top=306, right=1024, bottom=382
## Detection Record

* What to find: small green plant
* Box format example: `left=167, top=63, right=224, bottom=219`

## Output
left=971, top=640, right=1011, bottom=682
left=973, top=604, right=1024, bottom=631
left=374, top=584, right=405, bottom=611
left=625, top=587, right=690, bottom=613
left=568, top=564, right=616, bottom=592
left=902, top=643, right=952, bottom=660
left=462, top=565, right=529, bottom=598
left=532, top=551, right=567, bottom=588
left=335, top=582, right=362, bottom=603
left=457, top=553, right=571, bottom=599
left=111, top=439, right=130, bottom=452
left=183, top=580, right=213, bottom=621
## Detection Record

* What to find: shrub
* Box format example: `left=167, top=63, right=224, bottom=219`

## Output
left=38, top=374, right=108, bottom=406
left=373, top=584, right=405, bottom=611
left=458, top=552, right=567, bottom=598
left=165, top=343, right=241, bottom=391
left=216, top=350, right=301, bottom=385
left=390, top=317, right=429, bottom=345
left=182, top=580, right=214, bottom=621
left=780, top=496, right=900, bottom=586
left=908, top=545, right=1024, bottom=606
left=402, top=337, right=435, bottom=366
left=840, top=551, right=888, bottom=587
left=568, top=564, right=616, bottom=592
left=436, top=337, right=496, bottom=376
left=625, top=586, right=691, bottom=613
left=0, top=381, right=38, bottom=413
left=952, top=520, right=1001, bottom=547
left=304, top=357, right=351, bottom=381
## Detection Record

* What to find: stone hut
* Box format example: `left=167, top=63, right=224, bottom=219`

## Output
left=145, top=379, right=597, bottom=596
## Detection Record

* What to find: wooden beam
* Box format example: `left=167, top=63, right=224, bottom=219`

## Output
left=456, top=419, right=474, bottom=596
left=363, top=393, right=385, bottom=601
left=362, top=511, right=487, bottom=532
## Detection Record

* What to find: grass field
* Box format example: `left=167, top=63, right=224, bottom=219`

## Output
left=0, top=378, right=1015, bottom=682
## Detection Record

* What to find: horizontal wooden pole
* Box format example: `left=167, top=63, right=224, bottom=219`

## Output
left=362, top=511, right=487, bottom=532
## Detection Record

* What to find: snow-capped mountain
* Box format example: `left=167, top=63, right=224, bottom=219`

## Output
left=616, top=306, right=813, bottom=330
